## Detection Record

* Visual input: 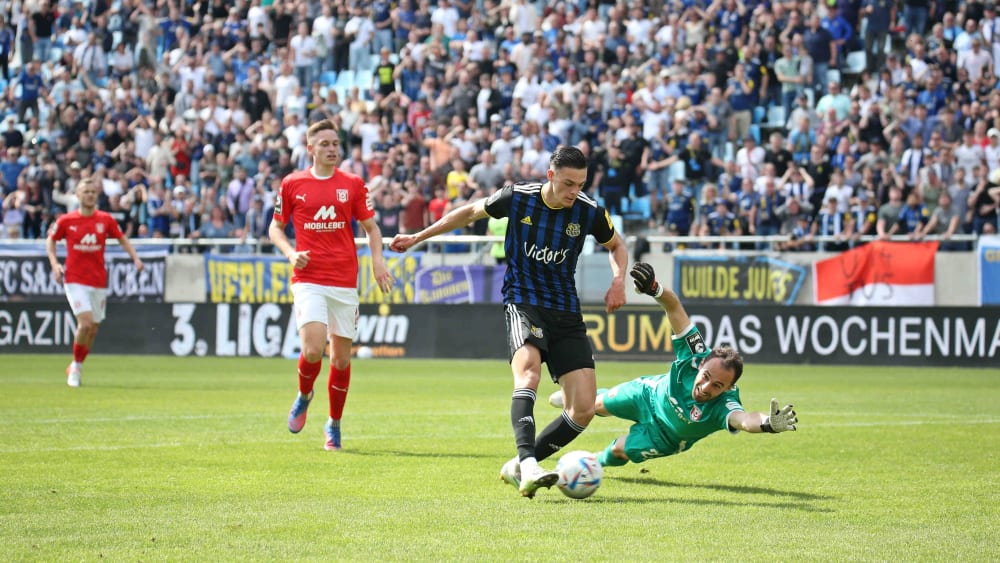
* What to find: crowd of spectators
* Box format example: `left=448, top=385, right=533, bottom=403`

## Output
left=0, top=0, right=999, bottom=254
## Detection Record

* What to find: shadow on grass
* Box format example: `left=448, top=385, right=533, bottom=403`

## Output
left=343, top=449, right=497, bottom=460
left=572, top=494, right=835, bottom=512
left=610, top=475, right=835, bottom=501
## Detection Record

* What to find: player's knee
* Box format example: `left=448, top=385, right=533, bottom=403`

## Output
left=567, top=403, right=596, bottom=426
left=330, top=357, right=350, bottom=371
left=77, top=319, right=97, bottom=337
left=301, top=346, right=325, bottom=364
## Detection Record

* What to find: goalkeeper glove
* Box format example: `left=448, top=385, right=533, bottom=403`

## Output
left=630, top=262, right=663, bottom=298
left=760, top=398, right=797, bottom=433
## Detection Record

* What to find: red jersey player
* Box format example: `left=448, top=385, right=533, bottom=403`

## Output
left=45, top=178, right=145, bottom=387
left=269, top=118, right=395, bottom=451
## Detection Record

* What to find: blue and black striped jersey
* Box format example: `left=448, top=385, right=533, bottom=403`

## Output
left=484, top=182, right=616, bottom=312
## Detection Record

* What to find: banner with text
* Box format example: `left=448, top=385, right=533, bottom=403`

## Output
left=204, top=250, right=504, bottom=305
left=4, top=303, right=996, bottom=367
left=413, top=265, right=505, bottom=304
left=672, top=255, right=806, bottom=305
left=0, top=251, right=167, bottom=302
left=978, top=236, right=1000, bottom=306
left=813, top=241, right=938, bottom=306
left=205, top=251, right=426, bottom=304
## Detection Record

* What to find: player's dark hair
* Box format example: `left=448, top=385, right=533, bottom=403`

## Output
left=708, top=346, right=744, bottom=384
left=549, top=146, right=588, bottom=171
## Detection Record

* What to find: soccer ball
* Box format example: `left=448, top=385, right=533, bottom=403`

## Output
left=356, top=346, right=374, bottom=359
left=555, top=450, right=603, bottom=499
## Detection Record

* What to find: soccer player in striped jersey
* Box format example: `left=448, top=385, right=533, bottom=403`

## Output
left=270, top=118, right=395, bottom=451
left=550, top=262, right=798, bottom=472
left=46, top=178, right=145, bottom=387
left=391, top=146, right=629, bottom=498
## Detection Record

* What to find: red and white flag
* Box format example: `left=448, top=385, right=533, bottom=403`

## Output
left=813, top=241, right=939, bottom=306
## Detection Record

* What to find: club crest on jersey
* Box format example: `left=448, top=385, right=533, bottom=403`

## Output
left=565, top=223, right=581, bottom=237
left=337, top=189, right=348, bottom=203
left=689, top=405, right=703, bottom=421
left=95, top=223, right=105, bottom=233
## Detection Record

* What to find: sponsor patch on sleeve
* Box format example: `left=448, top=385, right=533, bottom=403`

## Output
left=686, top=331, right=707, bottom=355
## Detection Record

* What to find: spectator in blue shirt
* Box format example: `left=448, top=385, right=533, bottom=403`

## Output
left=803, top=14, right=836, bottom=96
left=15, top=61, right=45, bottom=122
left=821, top=10, right=853, bottom=65
left=898, top=190, right=931, bottom=237
left=862, top=0, right=894, bottom=72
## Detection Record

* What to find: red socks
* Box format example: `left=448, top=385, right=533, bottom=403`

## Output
left=297, top=355, right=323, bottom=395
left=72, top=343, right=90, bottom=364
left=328, top=364, right=351, bottom=420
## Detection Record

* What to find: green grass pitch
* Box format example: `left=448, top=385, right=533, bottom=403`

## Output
left=1, top=355, right=998, bottom=561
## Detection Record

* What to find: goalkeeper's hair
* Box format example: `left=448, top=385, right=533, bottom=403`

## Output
left=707, top=346, right=744, bottom=384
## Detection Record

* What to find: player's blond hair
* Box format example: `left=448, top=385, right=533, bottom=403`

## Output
left=306, top=119, right=339, bottom=142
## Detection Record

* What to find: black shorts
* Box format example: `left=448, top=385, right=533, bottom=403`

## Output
left=503, top=303, right=595, bottom=382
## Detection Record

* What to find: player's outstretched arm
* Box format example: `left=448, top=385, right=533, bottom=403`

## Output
left=269, top=218, right=310, bottom=269
left=728, top=399, right=798, bottom=433
left=359, top=217, right=395, bottom=294
left=389, top=198, right=490, bottom=252
left=45, top=232, right=64, bottom=283
left=630, top=262, right=690, bottom=336
left=118, top=236, right=145, bottom=272
left=602, top=232, right=628, bottom=313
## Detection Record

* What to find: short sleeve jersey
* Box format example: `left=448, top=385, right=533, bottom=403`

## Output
left=273, top=168, right=374, bottom=287
left=483, top=182, right=615, bottom=312
left=48, top=210, right=124, bottom=288
left=650, top=324, right=744, bottom=453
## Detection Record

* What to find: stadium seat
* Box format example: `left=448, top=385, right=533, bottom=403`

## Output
left=723, top=142, right=735, bottom=162
left=753, top=106, right=766, bottom=124
left=668, top=160, right=686, bottom=183
left=749, top=124, right=761, bottom=144
left=319, top=70, right=337, bottom=86
left=827, top=68, right=842, bottom=86
left=845, top=51, right=867, bottom=75
left=625, top=196, right=652, bottom=221
left=764, top=106, right=786, bottom=129
left=334, top=70, right=353, bottom=97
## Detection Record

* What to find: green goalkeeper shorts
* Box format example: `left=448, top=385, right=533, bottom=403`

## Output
left=600, top=377, right=677, bottom=464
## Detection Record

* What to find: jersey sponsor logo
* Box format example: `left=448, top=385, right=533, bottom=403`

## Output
left=313, top=206, right=337, bottom=221
left=80, top=233, right=97, bottom=244
left=521, top=216, right=532, bottom=225
left=686, top=331, right=707, bottom=354
left=303, top=205, right=347, bottom=231
left=667, top=396, right=693, bottom=424
left=337, top=189, right=348, bottom=203
left=565, top=222, right=581, bottom=237
left=523, top=242, right=569, bottom=265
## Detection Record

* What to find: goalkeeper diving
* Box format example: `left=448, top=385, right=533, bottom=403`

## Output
left=549, top=262, right=798, bottom=469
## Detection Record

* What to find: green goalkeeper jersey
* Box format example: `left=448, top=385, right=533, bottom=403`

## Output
left=648, top=324, right=744, bottom=453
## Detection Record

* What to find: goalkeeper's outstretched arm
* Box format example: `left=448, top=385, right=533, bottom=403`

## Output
left=729, top=399, right=798, bottom=434
left=629, top=262, right=691, bottom=336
